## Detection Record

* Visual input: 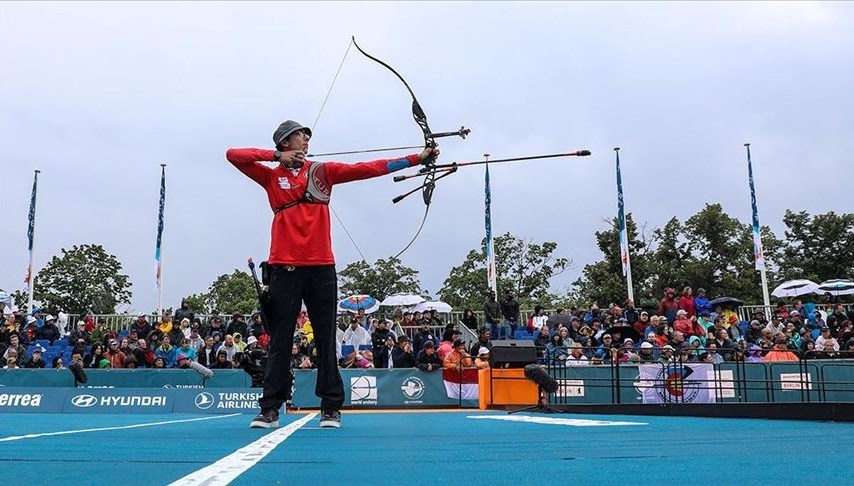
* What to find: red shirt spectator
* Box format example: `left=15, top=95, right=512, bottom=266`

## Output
left=673, top=310, right=694, bottom=337
left=678, top=287, right=696, bottom=318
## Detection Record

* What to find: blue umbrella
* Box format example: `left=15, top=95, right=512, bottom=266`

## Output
left=816, top=279, right=854, bottom=296
left=338, top=295, right=379, bottom=314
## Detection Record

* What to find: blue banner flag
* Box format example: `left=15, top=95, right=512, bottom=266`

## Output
left=24, top=170, right=39, bottom=289
left=616, top=150, right=630, bottom=277
left=155, top=165, right=166, bottom=280
left=484, top=163, right=496, bottom=292
left=746, top=145, right=765, bottom=271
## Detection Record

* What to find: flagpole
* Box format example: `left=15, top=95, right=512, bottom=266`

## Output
left=484, top=154, right=497, bottom=293
left=745, top=144, right=771, bottom=320
left=615, top=148, right=634, bottom=304
left=155, top=164, right=166, bottom=317
left=26, top=169, right=41, bottom=315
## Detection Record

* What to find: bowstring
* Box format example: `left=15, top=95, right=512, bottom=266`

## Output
left=311, top=38, right=368, bottom=263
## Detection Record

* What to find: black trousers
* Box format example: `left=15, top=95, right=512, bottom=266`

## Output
left=258, top=264, right=344, bottom=411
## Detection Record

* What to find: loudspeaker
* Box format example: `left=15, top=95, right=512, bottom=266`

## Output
left=490, top=340, right=537, bottom=368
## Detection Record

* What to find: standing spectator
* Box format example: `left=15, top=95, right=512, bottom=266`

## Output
left=483, top=290, right=502, bottom=340
left=501, top=289, right=520, bottom=338
left=678, top=287, right=696, bottom=318
left=658, top=288, right=679, bottom=323
left=694, top=288, right=712, bottom=317
left=173, top=299, right=194, bottom=327
left=413, top=321, right=437, bottom=356
left=105, top=339, right=126, bottom=369
left=227, top=313, right=248, bottom=337
left=416, top=341, right=442, bottom=372
left=370, top=320, right=393, bottom=368
left=461, top=308, right=478, bottom=330
left=342, top=319, right=370, bottom=347
left=131, top=313, right=152, bottom=339
left=391, top=335, right=416, bottom=368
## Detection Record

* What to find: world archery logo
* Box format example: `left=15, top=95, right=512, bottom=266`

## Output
left=350, top=376, right=377, bottom=404
left=654, top=365, right=702, bottom=403
left=194, top=392, right=215, bottom=410
left=400, top=376, right=425, bottom=401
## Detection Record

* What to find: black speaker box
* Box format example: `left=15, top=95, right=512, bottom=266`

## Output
left=490, top=340, right=537, bottom=368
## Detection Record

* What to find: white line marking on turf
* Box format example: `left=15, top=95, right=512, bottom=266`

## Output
left=467, top=415, right=647, bottom=426
left=169, top=412, right=317, bottom=486
left=0, top=413, right=242, bottom=442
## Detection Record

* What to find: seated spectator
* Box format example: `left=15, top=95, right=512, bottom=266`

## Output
left=374, top=334, right=395, bottom=369
left=437, top=329, right=458, bottom=361
left=546, top=334, right=568, bottom=364
left=764, top=337, right=800, bottom=362
left=815, top=327, right=839, bottom=352
left=392, top=335, right=416, bottom=368
left=211, top=349, right=231, bottom=369
left=811, top=340, right=841, bottom=360
left=176, top=337, right=198, bottom=362
left=470, top=326, right=493, bottom=359
left=474, top=347, right=490, bottom=369
left=189, top=326, right=204, bottom=352
left=217, top=334, right=239, bottom=361
left=565, top=342, right=589, bottom=366
left=233, top=332, right=247, bottom=352
left=52, top=355, right=65, bottom=369
left=124, top=356, right=139, bottom=369
left=105, top=339, right=127, bottom=369
left=98, top=358, right=111, bottom=369
left=416, top=341, right=442, bottom=372
left=36, top=314, right=61, bottom=344
left=443, top=338, right=473, bottom=370
left=84, top=343, right=107, bottom=368
left=4, top=349, right=21, bottom=369
left=2, top=334, right=27, bottom=362
left=632, top=341, right=656, bottom=363
left=705, top=342, right=725, bottom=364
left=413, top=321, right=438, bottom=356
left=24, top=346, right=47, bottom=368
left=659, top=344, right=676, bottom=364
left=673, top=310, right=693, bottom=337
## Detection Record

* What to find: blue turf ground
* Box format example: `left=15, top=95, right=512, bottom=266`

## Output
left=2, top=411, right=852, bottom=484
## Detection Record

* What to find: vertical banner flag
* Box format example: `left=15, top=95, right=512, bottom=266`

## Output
left=746, top=144, right=765, bottom=271
left=484, top=159, right=497, bottom=293
left=24, top=170, right=40, bottom=291
left=155, top=165, right=166, bottom=297
left=616, top=149, right=630, bottom=277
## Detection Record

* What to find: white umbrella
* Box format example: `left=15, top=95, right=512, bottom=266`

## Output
left=380, top=293, right=426, bottom=307
left=413, top=300, right=453, bottom=313
left=816, top=279, right=854, bottom=296
left=771, top=279, right=819, bottom=298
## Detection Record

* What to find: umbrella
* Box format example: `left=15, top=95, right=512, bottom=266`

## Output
left=0, top=289, right=11, bottom=305
left=338, top=295, right=380, bottom=314
left=816, top=279, right=854, bottom=296
left=708, top=297, right=744, bottom=308
left=412, top=300, right=453, bottom=313
left=380, top=293, right=426, bottom=307
left=603, top=325, right=641, bottom=343
left=771, top=279, right=819, bottom=298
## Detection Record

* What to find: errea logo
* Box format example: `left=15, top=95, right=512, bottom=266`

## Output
left=0, top=393, right=42, bottom=407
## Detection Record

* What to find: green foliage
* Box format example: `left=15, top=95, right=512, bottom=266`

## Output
left=780, top=210, right=854, bottom=283
left=205, top=270, right=257, bottom=315
left=439, top=233, right=569, bottom=311
left=337, top=257, right=422, bottom=300
left=33, top=244, right=132, bottom=315
left=183, top=293, right=210, bottom=314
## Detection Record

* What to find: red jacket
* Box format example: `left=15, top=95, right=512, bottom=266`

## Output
left=226, top=149, right=420, bottom=265
left=678, top=296, right=696, bottom=318
left=673, top=317, right=694, bottom=337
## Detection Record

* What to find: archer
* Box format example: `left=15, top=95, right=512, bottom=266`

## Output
left=226, top=120, right=437, bottom=429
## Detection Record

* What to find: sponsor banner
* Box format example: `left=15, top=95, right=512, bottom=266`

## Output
left=293, top=369, right=477, bottom=408
left=779, top=373, right=812, bottom=391
left=556, top=379, right=585, bottom=397
left=715, top=369, right=736, bottom=399
left=0, top=369, right=248, bottom=388
left=0, top=388, right=63, bottom=413
left=173, top=389, right=264, bottom=414
left=638, top=364, right=716, bottom=404
left=65, top=388, right=174, bottom=413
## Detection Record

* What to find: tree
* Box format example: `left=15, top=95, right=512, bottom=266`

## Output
left=33, top=244, right=132, bottom=315
left=780, top=210, right=854, bottom=283
left=572, top=213, right=654, bottom=307
left=439, top=233, right=570, bottom=311
left=337, top=257, right=422, bottom=300
left=206, top=270, right=257, bottom=315
left=183, top=293, right=210, bottom=314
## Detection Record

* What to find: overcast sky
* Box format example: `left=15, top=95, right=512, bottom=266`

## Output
left=1, top=2, right=852, bottom=313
